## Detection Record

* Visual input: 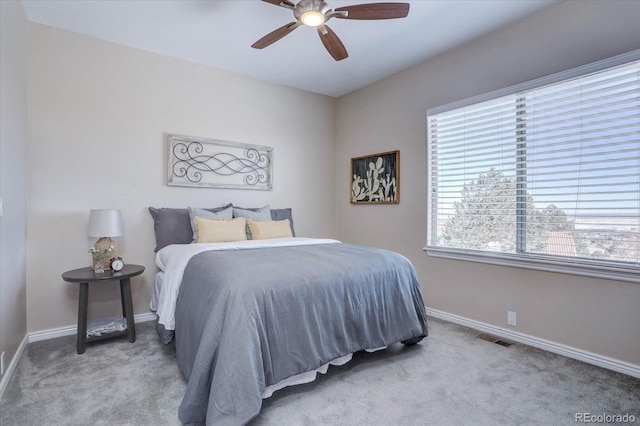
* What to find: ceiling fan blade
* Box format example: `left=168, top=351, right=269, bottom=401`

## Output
left=261, top=0, right=295, bottom=7
left=334, top=3, right=410, bottom=20
left=317, top=25, right=348, bottom=61
left=251, top=22, right=299, bottom=49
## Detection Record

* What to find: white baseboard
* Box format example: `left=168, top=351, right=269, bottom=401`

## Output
left=4, top=309, right=636, bottom=402
left=28, top=312, right=156, bottom=343
left=0, top=334, right=29, bottom=402
left=426, top=308, right=640, bottom=379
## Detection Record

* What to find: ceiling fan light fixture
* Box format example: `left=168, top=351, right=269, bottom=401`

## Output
left=300, top=11, right=325, bottom=27
left=254, top=0, right=410, bottom=61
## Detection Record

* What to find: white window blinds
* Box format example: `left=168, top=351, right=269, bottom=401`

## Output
left=427, top=52, right=640, bottom=280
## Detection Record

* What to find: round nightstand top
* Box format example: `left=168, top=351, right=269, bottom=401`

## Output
left=62, top=264, right=145, bottom=283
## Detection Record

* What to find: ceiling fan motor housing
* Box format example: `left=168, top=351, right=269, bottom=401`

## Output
left=294, top=0, right=330, bottom=23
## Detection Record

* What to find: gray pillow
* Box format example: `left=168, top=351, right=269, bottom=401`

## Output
left=271, top=208, right=296, bottom=237
left=232, top=205, right=272, bottom=220
left=148, top=204, right=232, bottom=252
left=233, top=205, right=272, bottom=239
left=188, top=206, right=233, bottom=242
left=232, top=206, right=297, bottom=239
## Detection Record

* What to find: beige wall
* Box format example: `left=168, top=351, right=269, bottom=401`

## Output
left=20, top=1, right=640, bottom=369
left=335, top=0, right=640, bottom=365
left=0, top=0, right=29, bottom=382
left=27, top=24, right=337, bottom=332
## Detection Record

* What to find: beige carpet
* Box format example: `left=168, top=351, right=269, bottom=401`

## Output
left=1, top=317, right=638, bottom=425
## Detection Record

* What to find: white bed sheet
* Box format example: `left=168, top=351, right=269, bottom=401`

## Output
left=150, top=271, right=164, bottom=312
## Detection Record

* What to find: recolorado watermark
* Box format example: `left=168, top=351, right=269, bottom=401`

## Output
left=575, top=413, right=636, bottom=423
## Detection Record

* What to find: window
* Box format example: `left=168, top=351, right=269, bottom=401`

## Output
left=426, top=51, right=640, bottom=283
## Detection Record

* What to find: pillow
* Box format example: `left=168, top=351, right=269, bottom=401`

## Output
left=148, top=204, right=232, bottom=252
left=194, top=217, right=247, bottom=243
left=247, top=219, right=293, bottom=240
left=233, top=205, right=272, bottom=239
left=232, top=205, right=272, bottom=220
left=270, top=208, right=296, bottom=237
left=188, top=206, right=233, bottom=242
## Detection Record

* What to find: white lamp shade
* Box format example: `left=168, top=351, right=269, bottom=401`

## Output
left=87, top=209, right=123, bottom=238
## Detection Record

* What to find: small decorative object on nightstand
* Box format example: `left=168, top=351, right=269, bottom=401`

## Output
left=62, top=264, right=144, bottom=354
left=87, top=209, right=123, bottom=272
left=110, top=257, right=124, bottom=272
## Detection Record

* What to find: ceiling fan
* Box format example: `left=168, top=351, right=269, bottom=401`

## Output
left=251, top=0, right=410, bottom=61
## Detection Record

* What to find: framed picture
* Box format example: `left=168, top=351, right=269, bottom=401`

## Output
left=167, top=134, right=273, bottom=190
left=351, top=150, right=399, bottom=204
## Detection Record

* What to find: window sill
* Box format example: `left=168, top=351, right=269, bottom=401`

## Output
left=423, top=247, right=640, bottom=284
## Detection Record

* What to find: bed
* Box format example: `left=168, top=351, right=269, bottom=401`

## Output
left=149, top=206, right=428, bottom=425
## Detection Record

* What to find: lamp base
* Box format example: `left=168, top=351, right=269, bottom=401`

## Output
left=91, top=237, right=119, bottom=271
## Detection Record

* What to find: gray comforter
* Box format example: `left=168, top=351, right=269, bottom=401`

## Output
left=175, top=242, right=428, bottom=425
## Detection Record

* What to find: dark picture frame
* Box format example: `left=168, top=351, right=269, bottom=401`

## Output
left=350, top=150, right=400, bottom=204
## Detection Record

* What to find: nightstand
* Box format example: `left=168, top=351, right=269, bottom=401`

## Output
left=62, top=264, right=145, bottom=354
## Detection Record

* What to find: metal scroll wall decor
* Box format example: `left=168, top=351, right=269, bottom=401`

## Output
left=168, top=134, right=273, bottom=190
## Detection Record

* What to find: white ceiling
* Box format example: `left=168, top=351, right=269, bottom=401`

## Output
left=21, top=0, right=561, bottom=98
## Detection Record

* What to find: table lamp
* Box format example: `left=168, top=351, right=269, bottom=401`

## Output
left=87, top=209, right=123, bottom=271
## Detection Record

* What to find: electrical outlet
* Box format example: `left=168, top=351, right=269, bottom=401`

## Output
left=1, top=351, right=5, bottom=375
left=507, top=311, right=517, bottom=326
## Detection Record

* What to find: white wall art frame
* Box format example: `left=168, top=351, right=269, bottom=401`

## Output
left=168, top=134, right=273, bottom=190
